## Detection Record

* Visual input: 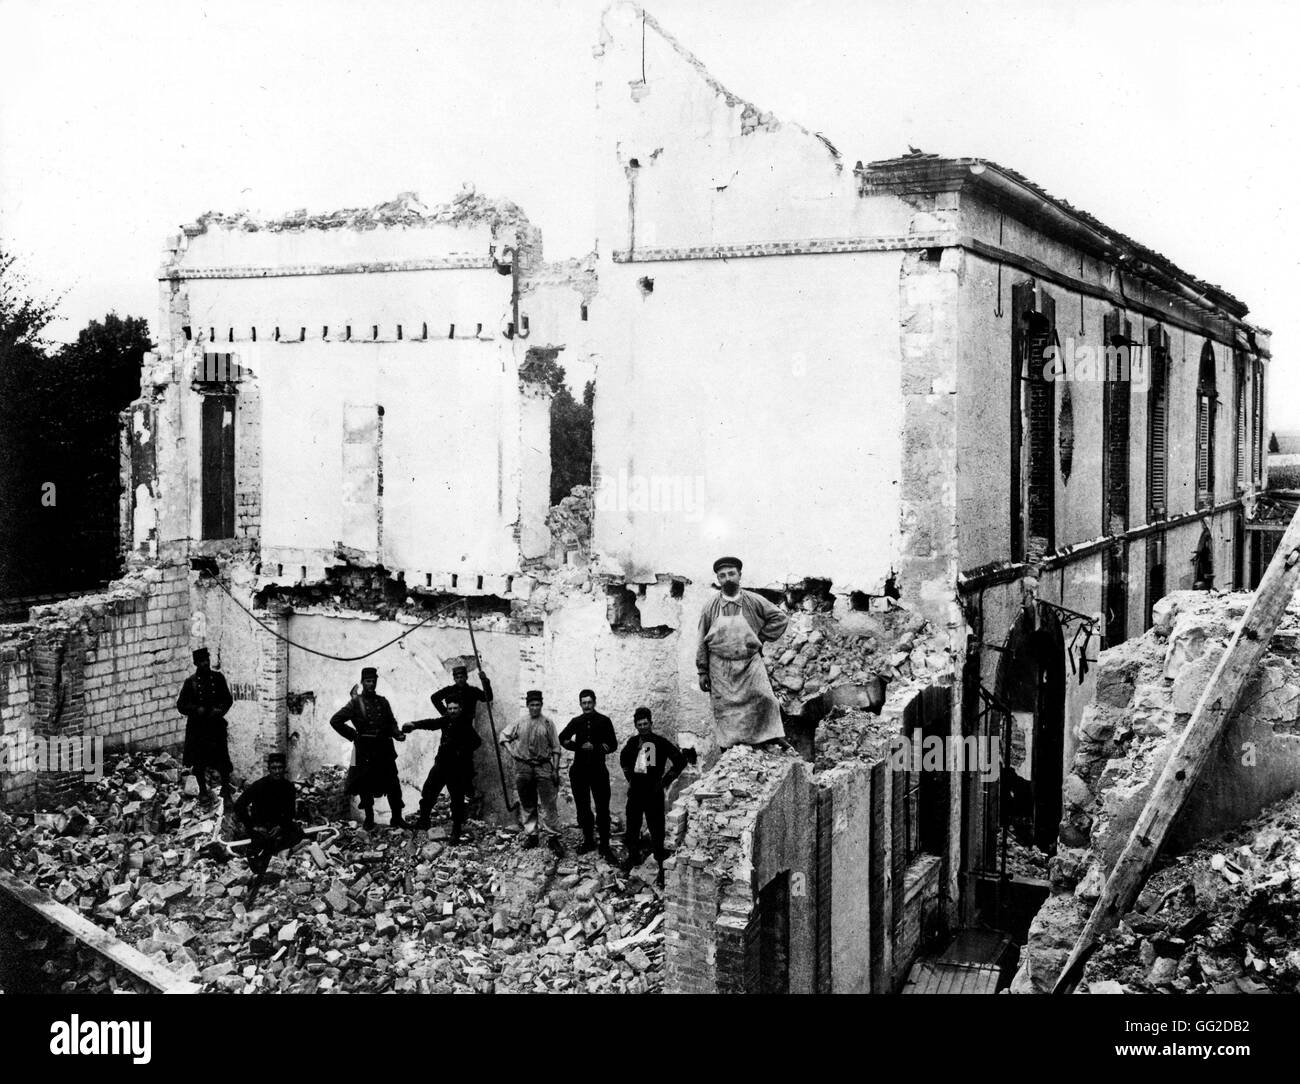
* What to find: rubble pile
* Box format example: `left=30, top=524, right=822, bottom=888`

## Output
left=1082, top=791, right=1300, bottom=994
left=768, top=606, right=949, bottom=702
left=544, top=485, right=593, bottom=566
left=671, top=745, right=797, bottom=871
left=0, top=751, right=665, bottom=994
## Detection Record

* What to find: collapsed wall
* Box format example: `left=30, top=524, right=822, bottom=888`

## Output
left=0, top=564, right=191, bottom=805
left=1013, top=589, right=1300, bottom=992
left=663, top=679, right=953, bottom=994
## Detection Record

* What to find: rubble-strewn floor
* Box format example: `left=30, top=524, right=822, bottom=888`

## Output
left=1081, top=790, right=1300, bottom=994
left=0, top=753, right=665, bottom=993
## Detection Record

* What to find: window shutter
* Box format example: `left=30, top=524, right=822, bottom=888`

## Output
left=1196, top=395, right=1211, bottom=507
left=1253, top=361, right=1264, bottom=485
left=1026, top=291, right=1056, bottom=556
left=1009, top=280, right=1036, bottom=561
left=1234, top=354, right=1247, bottom=493
left=1147, top=325, right=1169, bottom=517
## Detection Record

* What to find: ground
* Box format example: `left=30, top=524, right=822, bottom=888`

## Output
left=0, top=753, right=665, bottom=993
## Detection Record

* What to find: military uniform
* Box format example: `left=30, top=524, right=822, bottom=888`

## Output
left=329, top=672, right=406, bottom=827
left=177, top=649, right=234, bottom=798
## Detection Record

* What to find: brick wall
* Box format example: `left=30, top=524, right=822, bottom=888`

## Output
left=235, top=377, right=262, bottom=542
left=1, top=636, right=37, bottom=803
left=663, top=683, right=951, bottom=994
left=1, top=563, right=192, bottom=807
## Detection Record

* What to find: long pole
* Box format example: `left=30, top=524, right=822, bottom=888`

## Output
left=464, top=600, right=518, bottom=812
left=1053, top=507, right=1300, bottom=993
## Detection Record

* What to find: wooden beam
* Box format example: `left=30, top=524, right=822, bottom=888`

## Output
left=0, top=868, right=199, bottom=994
left=1052, top=505, right=1300, bottom=994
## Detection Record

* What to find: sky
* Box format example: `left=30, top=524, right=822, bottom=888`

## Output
left=2, top=0, right=1297, bottom=423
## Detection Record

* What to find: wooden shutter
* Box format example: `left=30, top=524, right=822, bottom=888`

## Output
left=201, top=394, right=236, bottom=540
left=1147, top=326, right=1169, bottom=518
left=1235, top=353, right=1247, bottom=493
left=1195, top=396, right=1211, bottom=508
left=1103, top=311, right=1131, bottom=536
left=1196, top=342, right=1217, bottom=510
left=1010, top=281, right=1035, bottom=561
left=1253, top=361, right=1264, bottom=486
left=1026, top=291, right=1056, bottom=556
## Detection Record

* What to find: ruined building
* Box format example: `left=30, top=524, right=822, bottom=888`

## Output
left=0, top=4, right=1277, bottom=992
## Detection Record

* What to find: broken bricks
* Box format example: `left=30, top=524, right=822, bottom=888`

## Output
left=0, top=749, right=667, bottom=994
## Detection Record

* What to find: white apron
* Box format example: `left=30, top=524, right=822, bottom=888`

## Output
left=705, top=607, right=786, bottom=748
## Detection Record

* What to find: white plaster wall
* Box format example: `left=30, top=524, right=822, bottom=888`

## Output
left=283, top=612, right=525, bottom=821
left=185, top=338, right=527, bottom=575
left=592, top=251, right=905, bottom=590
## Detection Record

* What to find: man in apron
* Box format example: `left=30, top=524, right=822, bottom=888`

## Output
left=696, top=556, right=790, bottom=748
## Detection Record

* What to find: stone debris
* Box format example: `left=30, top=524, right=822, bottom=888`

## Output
left=766, top=604, right=947, bottom=705
left=0, top=750, right=664, bottom=994
left=1079, top=790, right=1300, bottom=994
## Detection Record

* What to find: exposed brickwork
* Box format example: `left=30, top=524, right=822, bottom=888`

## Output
left=2, top=563, right=191, bottom=807
left=663, top=684, right=947, bottom=994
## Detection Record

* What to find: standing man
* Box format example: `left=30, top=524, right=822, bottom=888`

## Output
left=558, top=689, right=617, bottom=861
left=619, top=707, right=688, bottom=887
left=328, top=666, right=408, bottom=830
left=177, top=647, right=234, bottom=802
left=499, top=690, right=564, bottom=856
left=696, top=556, right=790, bottom=748
left=403, top=698, right=476, bottom=841
left=429, top=664, right=492, bottom=800
left=233, top=752, right=304, bottom=879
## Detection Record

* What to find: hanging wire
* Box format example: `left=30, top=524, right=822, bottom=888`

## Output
left=205, top=574, right=473, bottom=661
left=1078, top=253, right=1085, bottom=335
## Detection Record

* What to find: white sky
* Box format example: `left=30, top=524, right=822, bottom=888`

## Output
left=2, top=0, right=1297, bottom=424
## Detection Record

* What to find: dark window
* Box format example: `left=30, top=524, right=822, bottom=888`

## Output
left=757, top=873, right=790, bottom=994
left=1145, top=535, right=1165, bottom=630
left=1011, top=282, right=1057, bottom=560
left=1147, top=326, right=1170, bottom=519
left=1102, top=310, right=1133, bottom=537
left=1194, top=526, right=1214, bottom=589
left=1104, top=544, right=1128, bottom=646
left=201, top=394, right=236, bottom=540
left=1195, top=342, right=1217, bottom=510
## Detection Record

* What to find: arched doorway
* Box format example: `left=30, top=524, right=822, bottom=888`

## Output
left=994, top=606, right=1067, bottom=853
left=1194, top=526, right=1215, bottom=589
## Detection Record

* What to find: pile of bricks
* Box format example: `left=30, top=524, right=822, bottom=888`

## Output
left=0, top=751, right=667, bottom=994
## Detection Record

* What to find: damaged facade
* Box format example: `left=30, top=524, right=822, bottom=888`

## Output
left=0, top=3, right=1279, bottom=994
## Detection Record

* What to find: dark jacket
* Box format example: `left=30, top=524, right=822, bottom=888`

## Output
left=407, top=712, right=481, bottom=759
left=177, top=669, right=234, bottom=766
left=559, top=711, right=618, bottom=772
left=330, top=693, right=403, bottom=798
left=619, top=732, right=687, bottom=790
left=431, top=675, right=493, bottom=719
left=234, top=776, right=297, bottom=830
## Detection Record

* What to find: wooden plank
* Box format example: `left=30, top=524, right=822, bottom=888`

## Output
left=1053, top=506, right=1300, bottom=994
left=0, top=868, right=199, bottom=994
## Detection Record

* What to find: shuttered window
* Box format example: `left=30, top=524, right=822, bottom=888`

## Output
left=1196, top=342, right=1217, bottom=510
left=1253, top=360, right=1264, bottom=486
left=1147, top=326, right=1169, bottom=518
left=1011, top=282, right=1057, bottom=561
left=1102, top=310, right=1132, bottom=537
left=1234, top=353, right=1247, bottom=494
